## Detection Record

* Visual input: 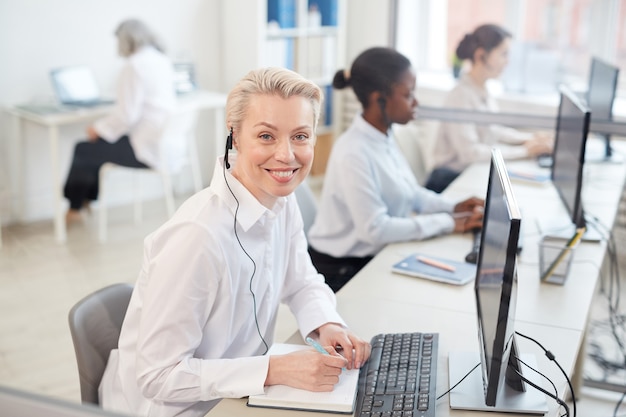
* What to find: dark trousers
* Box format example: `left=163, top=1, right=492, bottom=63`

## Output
left=308, top=246, right=373, bottom=293
left=63, top=136, right=147, bottom=210
left=425, top=167, right=461, bottom=193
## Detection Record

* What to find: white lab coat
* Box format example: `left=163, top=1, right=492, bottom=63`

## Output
left=100, top=156, right=344, bottom=417
left=94, top=46, right=177, bottom=171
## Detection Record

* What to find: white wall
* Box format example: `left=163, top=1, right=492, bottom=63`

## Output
left=0, top=0, right=222, bottom=223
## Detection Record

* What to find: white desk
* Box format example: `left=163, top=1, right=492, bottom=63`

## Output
left=208, top=155, right=626, bottom=417
left=7, top=90, right=227, bottom=243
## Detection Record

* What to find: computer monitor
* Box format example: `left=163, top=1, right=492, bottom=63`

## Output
left=0, top=384, right=129, bottom=417
left=448, top=149, right=548, bottom=414
left=552, top=85, right=590, bottom=228
left=584, top=57, right=620, bottom=163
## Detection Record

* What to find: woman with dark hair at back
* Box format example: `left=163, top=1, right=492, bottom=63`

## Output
left=425, top=24, right=553, bottom=193
left=307, top=47, right=484, bottom=293
left=63, top=19, right=176, bottom=225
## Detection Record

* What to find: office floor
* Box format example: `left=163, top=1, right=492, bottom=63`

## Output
left=0, top=188, right=625, bottom=416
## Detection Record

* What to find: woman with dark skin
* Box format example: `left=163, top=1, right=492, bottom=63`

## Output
left=308, top=47, right=484, bottom=292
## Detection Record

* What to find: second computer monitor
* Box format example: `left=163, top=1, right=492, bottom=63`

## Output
left=586, top=57, right=620, bottom=161
left=551, top=85, right=591, bottom=231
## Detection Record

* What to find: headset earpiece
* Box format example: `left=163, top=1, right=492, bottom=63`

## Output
left=224, top=127, right=233, bottom=169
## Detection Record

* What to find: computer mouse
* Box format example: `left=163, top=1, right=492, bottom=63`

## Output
left=536, top=153, right=553, bottom=168
left=465, top=250, right=478, bottom=264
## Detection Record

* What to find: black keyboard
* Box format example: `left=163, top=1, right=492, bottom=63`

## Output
left=355, top=332, right=438, bottom=417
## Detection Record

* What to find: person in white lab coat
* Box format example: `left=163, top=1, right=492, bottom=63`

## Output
left=425, top=23, right=553, bottom=193
left=98, top=67, right=371, bottom=417
left=63, top=19, right=176, bottom=224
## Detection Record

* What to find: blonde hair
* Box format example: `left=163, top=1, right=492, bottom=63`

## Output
left=226, top=67, right=323, bottom=136
left=115, top=19, right=164, bottom=57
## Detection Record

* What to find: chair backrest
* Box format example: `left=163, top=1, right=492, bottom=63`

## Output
left=68, top=283, right=133, bottom=405
left=160, top=109, right=199, bottom=173
left=294, top=181, right=318, bottom=236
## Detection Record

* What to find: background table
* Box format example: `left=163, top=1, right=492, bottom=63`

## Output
left=7, top=90, right=227, bottom=243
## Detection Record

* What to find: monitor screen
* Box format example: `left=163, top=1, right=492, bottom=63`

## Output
left=475, top=149, right=523, bottom=406
left=551, top=86, right=591, bottom=229
left=587, top=57, right=619, bottom=123
left=0, top=385, right=129, bottom=417
left=586, top=57, right=619, bottom=159
left=50, top=66, right=101, bottom=104
left=449, top=150, right=548, bottom=414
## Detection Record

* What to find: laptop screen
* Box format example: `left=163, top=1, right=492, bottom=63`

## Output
left=50, top=66, right=102, bottom=104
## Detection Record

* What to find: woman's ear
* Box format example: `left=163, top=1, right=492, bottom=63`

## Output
left=475, top=47, right=487, bottom=64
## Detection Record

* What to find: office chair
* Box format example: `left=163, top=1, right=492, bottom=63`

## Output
left=393, top=120, right=438, bottom=186
left=294, top=180, right=318, bottom=237
left=98, top=110, right=203, bottom=242
left=68, top=283, right=133, bottom=405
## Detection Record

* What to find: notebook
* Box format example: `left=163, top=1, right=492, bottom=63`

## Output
left=247, top=343, right=359, bottom=414
left=50, top=66, right=114, bottom=107
left=391, top=252, right=476, bottom=285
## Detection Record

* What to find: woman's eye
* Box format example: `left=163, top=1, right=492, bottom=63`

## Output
left=260, top=133, right=272, bottom=141
left=294, top=134, right=309, bottom=141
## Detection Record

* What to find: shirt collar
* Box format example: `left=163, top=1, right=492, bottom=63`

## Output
left=459, top=73, right=489, bottom=102
left=210, top=156, right=287, bottom=232
left=353, top=113, right=394, bottom=145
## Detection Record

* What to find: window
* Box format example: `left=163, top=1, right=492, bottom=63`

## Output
left=394, top=0, right=624, bottom=95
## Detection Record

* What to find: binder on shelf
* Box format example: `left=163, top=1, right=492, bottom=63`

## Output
left=324, top=85, right=333, bottom=126
left=309, top=0, right=338, bottom=26
left=267, top=0, right=296, bottom=28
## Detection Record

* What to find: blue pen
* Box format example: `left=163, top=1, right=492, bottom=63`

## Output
left=305, top=336, right=330, bottom=355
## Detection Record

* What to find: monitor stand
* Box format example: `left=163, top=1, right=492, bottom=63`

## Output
left=535, top=215, right=603, bottom=242
left=448, top=351, right=548, bottom=415
left=584, top=134, right=624, bottom=164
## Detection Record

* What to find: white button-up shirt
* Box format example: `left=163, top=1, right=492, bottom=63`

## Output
left=100, top=156, right=344, bottom=417
left=431, top=73, right=533, bottom=172
left=308, top=114, right=456, bottom=258
left=94, top=46, right=176, bottom=171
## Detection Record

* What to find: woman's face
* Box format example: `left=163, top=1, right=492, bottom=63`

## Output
left=231, top=94, right=316, bottom=208
left=481, top=38, right=511, bottom=79
left=384, top=68, right=418, bottom=125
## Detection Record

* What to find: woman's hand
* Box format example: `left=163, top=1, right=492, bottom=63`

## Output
left=525, top=132, right=553, bottom=157
left=265, top=348, right=348, bottom=391
left=316, top=323, right=371, bottom=370
left=453, top=198, right=484, bottom=233
left=86, top=125, right=99, bottom=142
left=454, top=197, right=484, bottom=214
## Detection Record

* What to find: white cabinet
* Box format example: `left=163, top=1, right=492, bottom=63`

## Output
left=220, top=0, right=346, bottom=141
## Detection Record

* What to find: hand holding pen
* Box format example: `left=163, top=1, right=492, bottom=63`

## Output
left=315, top=323, right=371, bottom=370
left=265, top=345, right=347, bottom=392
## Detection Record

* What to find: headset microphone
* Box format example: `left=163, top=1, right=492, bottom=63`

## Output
left=224, top=127, right=233, bottom=169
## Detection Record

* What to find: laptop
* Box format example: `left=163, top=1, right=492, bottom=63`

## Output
left=50, top=65, right=114, bottom=107
left=173, top=62, right=197, bottom=95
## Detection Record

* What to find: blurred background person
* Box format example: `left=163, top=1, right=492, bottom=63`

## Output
left=425, top=23, right=553, bottom=193
left=63, top=18, right=176, bottom=224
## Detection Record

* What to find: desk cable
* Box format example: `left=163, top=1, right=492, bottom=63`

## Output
left=587, top=215, right=626, bottom=387
left=435, top=362, right=480, bottom=401
left=515, top=331, right=575, bottom=417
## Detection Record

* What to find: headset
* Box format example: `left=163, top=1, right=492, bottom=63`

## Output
left=222, top=127, right=269, bottom=354
left=224, top=127, right=233, bottom=169
left=378, top=96, right=390, bottom=128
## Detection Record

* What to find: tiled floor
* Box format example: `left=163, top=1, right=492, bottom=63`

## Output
left=0, top=192, right=624, bottom=416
